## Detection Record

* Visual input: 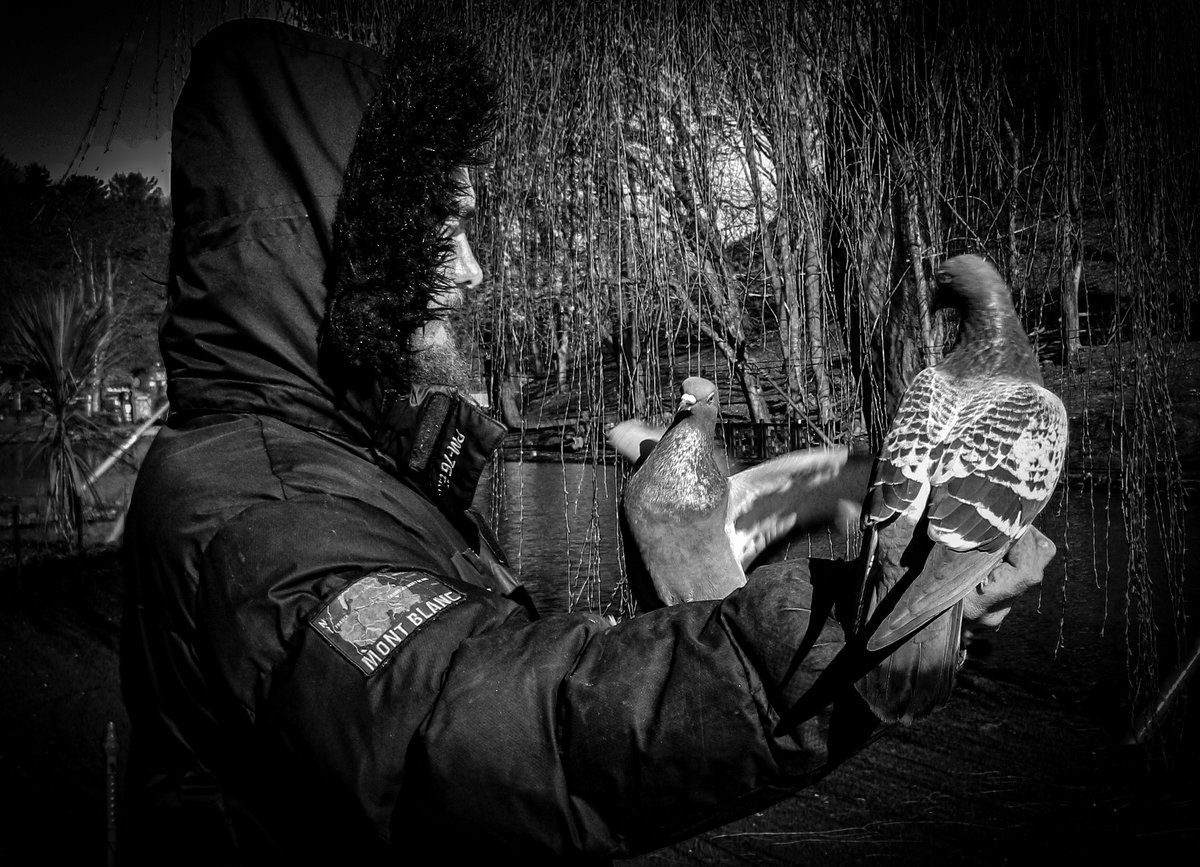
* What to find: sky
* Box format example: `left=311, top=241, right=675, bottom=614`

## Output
left=0, top=1, right=252, bottom=198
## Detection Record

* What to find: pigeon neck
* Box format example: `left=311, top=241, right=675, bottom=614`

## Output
left=640, top=412, right=724, bottom=510
left=943, top=298, right=1042, bottom=383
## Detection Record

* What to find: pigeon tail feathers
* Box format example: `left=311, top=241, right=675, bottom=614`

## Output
left=855, top=601, right=965, bottom=724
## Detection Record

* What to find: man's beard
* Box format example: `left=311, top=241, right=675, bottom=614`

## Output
left=408, top=319, right=472, bottom=390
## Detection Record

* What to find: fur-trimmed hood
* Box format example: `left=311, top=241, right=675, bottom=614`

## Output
left=162, top=18, right=494, bottom=443
left=324, top=25, right=495, bottom=398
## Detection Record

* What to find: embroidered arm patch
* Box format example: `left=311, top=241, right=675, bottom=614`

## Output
left=310, top=571, right=466, bottom=676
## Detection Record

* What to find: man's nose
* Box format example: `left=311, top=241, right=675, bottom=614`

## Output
left=448, top=230, right=483, bottom=290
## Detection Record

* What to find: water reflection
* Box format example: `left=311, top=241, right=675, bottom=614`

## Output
left=480, top=458, right=628, bottom=618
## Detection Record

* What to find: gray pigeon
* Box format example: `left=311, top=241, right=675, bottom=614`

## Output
left=611, top=376, right=873, bottom=609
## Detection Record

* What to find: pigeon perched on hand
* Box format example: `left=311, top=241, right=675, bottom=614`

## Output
left=851, top=254, right=1068, bottom=724
left=610, top=376, right=873, bottom=610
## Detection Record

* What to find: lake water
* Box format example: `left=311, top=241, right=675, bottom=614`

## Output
left=479, top=458, right=628, bottom=617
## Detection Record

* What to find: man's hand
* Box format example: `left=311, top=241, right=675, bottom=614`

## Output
left=961, top=526, right=1056, bottom=631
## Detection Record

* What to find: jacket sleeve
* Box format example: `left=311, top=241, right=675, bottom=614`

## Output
left=401, top=560, right=884, bottom=859
left=197, top=494, right=884, bottom=861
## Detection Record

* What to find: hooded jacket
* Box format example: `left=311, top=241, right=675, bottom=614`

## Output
left=120, top=18, right=884, bottom=864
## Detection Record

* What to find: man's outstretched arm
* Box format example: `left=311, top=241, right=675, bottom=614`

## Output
left=198, top=495, right=1055, bottom=861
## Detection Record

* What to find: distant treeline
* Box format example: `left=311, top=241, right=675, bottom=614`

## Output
left=0, top=156, right=171, bottom=379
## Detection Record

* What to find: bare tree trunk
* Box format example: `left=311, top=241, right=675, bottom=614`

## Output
left=895, top=155, right=941, bottom=369
left=855, top=197, right=901, bottom=444
left=674, top=281, right=770, bottom=421
left=802, top=235, right=835, bottom=425
left=84, top=239, right=97, bottom=307
left=1057, top=7, right=1085, bottom=368
left=1002, top=117, right=1022, bottom=287
left=555, top=297, right=570, bottom=394
left=104, top=244, right=116, bottom=315
left=89, top=242, right=105, bottom=417
left=743, top=118, right=807, bottom=412
left=795, top=52, right=836, bottom=427
left=734, top=359, right=768, bottom=425
left=493, top=354, right=524, bottom=429
left=623, top=316, right=647, bottom=420
left=611, top=282, right=649, bottom=420
left=667, top=104, right=769, bottom=422
left=69, top=241, right=100, bottom=416
left=885, top=281, right=926, bottom=423
left=775, top=210, right=806, bottom=401
left=616, top=148, right=651, bottom=421
left=859, top=252, right=891, bottom=445
left=1060, top=142, right=1083, bottom=366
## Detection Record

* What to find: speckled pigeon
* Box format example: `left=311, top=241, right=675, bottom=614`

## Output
left=852, top=254, right=1068, bottom=724
left=611, top=376, right=873, bottom=609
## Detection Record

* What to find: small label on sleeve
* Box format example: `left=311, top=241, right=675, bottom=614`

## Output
left=309, top=571, right=466, bottom=676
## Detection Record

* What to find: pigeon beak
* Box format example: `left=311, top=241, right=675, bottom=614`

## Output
left=677, top=393, right=698, bottom=412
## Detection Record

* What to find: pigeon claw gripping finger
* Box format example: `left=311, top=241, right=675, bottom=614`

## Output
left=612, top=377, right=875, bottom=610
left=852, top=255, right=1067, bottom=725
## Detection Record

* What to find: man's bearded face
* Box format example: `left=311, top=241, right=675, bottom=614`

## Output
left=408, top=166, right=482, bottom=389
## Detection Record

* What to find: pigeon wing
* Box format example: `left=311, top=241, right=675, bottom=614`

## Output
left=607, top=420, right=665, bottom=466
left=864, top=367, right=958, bottom=529
left=926, top=381, right=1068, bottom=550
left=726, top=448, right=874, bottom=571
left=855, top=366, right=956, bottom=613
left=866, top=380, right=1068, bottom=650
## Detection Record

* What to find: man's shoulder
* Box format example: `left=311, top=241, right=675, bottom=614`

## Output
left=129, top=412, right=454, bottom=574
left=205, top=490, right=454, bottom=578
left=139, top=411, right=405, bottom=511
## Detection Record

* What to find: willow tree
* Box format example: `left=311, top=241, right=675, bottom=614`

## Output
left=470, top=2, right=805, bottom=425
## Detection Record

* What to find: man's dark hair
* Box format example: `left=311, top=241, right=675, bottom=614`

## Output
left=323, top=23, right=497, bottom=396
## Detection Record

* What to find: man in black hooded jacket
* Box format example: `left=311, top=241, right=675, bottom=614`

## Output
left=119, top=16, right=1055, bottom=864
